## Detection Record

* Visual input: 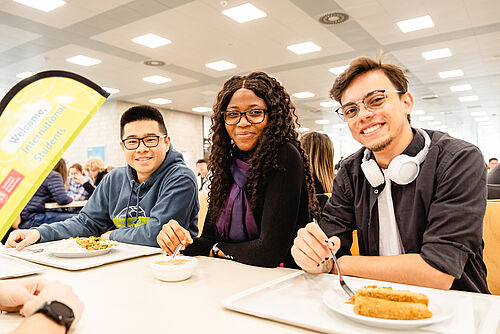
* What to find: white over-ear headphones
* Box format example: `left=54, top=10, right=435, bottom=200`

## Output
left=361, top=128, right=431, bottom=187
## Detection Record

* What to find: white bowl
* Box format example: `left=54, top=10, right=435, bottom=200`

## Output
left=150, top=256, right=197, bottom=282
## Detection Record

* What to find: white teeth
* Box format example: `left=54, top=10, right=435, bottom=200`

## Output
left=363, top=124, right=381, bottom=134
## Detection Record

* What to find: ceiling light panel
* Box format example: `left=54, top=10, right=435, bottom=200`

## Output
left=102, top=87, right=119, bottom=94
left=148, top=98, right=171, bottom=105
left=397, top=15, right=434, bottom=33
left=292, top=92, right=315, bottom=99
left=438, top=69, right=464, bottom=79
left=297, top=127, right=310, bottom=132
left=328, top=65, right=349, bottom=75
left=459, top=96, right=478, bottom=102
left=287, top=41, right=322, bottom=55
left=16, top=71, right=35, bottom=79
left=419, top=116, right=434, bottom=121
left=470, top=111, right=486, bottom=117
left=142, top=75, right=172, bottom=84
left=422, top=48, right=452, bottom=60
left=412, top=110, right=425, bottom=115
left=315, top=120, right=330, bottom=125
left=13, top=0, right=65, bottom=12
left=192, top=107, right=212, bottom=112
left=450, top=84, right=472, bottom=92
left=66, top=55, right=101, bottom=67
left=131, top=33, right=171, bottom=48
left=205, top=60, right=237, bottom=71
left=222, top=3, right=267, bottom=23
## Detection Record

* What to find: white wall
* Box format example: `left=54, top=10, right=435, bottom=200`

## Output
left=63, top=100, right=204, bottom=172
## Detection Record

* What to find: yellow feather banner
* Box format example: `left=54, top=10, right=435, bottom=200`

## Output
left=0, top=71, right=109, bottom=240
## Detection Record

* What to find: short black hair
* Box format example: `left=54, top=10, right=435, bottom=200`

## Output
left=196, top=159, right=207, bottom=164
left=120, top=105, right=168, bottom=138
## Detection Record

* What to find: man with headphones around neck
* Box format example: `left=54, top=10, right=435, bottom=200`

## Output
left=292, top=56, right=489, bottom=293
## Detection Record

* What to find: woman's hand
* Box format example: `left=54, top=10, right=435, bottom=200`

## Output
left=157, top=220, right=193, bottom=255
left=71, top=173, right=88, bottom=185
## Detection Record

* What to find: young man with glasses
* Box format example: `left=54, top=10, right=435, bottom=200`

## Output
left=7, top=105, right=199, bottom=249
left=291, top=56, right=489, bottom=293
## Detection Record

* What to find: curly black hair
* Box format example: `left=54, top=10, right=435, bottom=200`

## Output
left=207, top=71, right=320, bottom=223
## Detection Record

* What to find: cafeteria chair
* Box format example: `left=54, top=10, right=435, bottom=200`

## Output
left=483, top=199, right=500, bottom=295
left=198, top=193, right=209, bottom=237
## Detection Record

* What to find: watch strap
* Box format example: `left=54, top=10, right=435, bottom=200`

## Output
left=35, top=300, right=75, bottom=333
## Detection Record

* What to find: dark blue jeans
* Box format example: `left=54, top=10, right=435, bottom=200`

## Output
left=19, top=212, right=76, bottom=229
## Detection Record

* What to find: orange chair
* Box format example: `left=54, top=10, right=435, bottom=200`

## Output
left=483, top=200, right=500, bottom=295
left=350, top=230, right=359, bottom=256
left=197, top=193, right=209, bottom=237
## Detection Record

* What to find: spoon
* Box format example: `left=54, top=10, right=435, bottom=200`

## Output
left=170, top=238, right=186, bottom=259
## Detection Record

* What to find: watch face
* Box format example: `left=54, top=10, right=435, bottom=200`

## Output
left=50, top=301, right=74, bottom=318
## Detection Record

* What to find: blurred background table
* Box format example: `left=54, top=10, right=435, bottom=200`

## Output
left=44, top=200, right=87, bottom=209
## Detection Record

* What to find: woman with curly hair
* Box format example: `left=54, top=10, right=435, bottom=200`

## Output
left=157, top=72, right=319, bottom=268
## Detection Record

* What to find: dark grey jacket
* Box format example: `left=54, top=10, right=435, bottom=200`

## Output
left=320, top=128, right=489, bottom=293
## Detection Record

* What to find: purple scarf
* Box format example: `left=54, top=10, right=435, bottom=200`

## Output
left=215, top=158, right=259, bottom=242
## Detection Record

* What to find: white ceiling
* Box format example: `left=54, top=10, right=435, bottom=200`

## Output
left=1, top=0, right=499, bottom=159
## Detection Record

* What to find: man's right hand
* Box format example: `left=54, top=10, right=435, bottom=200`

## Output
left=291, top=222, right=341, bottom=274
left=6, top=229, right=41, bottom=250
left=157, top=220, right=193, bottom=255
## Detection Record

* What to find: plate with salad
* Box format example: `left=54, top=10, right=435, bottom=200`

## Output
left=48, top=237, right=117, bottom=258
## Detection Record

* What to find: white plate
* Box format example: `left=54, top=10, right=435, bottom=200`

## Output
left=48, top=247, right=114, bottom=258
left=322, top=289, right=455, bottom=330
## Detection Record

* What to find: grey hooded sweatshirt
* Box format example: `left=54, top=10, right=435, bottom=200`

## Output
left=37, top=144, right=199, bottom=246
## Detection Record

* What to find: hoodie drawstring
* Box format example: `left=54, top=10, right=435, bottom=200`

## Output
left=124, top=181, right=142, bottom=227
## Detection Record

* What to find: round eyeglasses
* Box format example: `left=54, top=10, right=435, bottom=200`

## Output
left=335, top=89, right=405, bottom=121
left=121, top=135, right=167, bottom=150
left=223, top=109, right=267, bottom=125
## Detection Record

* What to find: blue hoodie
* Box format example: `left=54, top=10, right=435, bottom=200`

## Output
left=37, top=144, right=199, bottom=246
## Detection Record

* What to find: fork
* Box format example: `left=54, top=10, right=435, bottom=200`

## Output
left=314, top=218, right=354, bottom=297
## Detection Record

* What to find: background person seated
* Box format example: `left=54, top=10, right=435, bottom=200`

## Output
left=68, top=163, right=93, bottom=200
left=83, top=157, right=108, bottom=190
left=300, top=131, right=335, bottom=210
left=19, top=159, right=75, bottom=229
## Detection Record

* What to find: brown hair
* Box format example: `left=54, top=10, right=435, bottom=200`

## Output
left=330, top=56, right=410, bottom=122
left=301, top=132, right=335, bottom=193
left=69, top=163, right=83, bottom=173
left=53, top=158, right=68, bottom=189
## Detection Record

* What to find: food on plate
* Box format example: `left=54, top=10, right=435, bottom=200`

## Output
left=51, top=236, right=116, bottom=252
left=154, top=259, right=191, bottom=265
left=349, top=286, right=432, bottom=320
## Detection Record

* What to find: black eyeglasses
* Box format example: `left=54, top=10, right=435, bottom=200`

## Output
left=223, top=109, right=267, bottom=125
left=121, top=135, right=167, bottom=150
left=335, top=89, right=405, bottom=121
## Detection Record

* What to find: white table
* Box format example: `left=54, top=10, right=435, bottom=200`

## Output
left=0, top=256, right=499, bottom=334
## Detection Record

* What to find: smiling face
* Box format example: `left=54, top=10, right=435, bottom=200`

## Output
left=120, top=120, right=170, bottom=183
left=341, top=70, right=414, bottom=166
left=224, top=88, right=268, bottom=151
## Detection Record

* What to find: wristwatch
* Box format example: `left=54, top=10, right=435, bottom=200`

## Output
left=35, top=300, right=75, bottom=333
